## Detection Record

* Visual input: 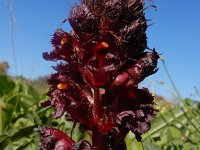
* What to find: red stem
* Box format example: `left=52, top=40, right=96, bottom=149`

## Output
left=92, top=88, right=103, bottom=121
left=92, top=129, right=110, bottom=150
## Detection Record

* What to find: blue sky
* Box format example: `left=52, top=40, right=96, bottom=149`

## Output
left=0, top=0, right=200, bottom=100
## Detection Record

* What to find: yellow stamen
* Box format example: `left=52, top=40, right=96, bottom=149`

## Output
left=94, top=42, right=109, bottom=54
left=61, top=38, right=68, bottom=45
left=99, top=88, right=105, bottom=95
left=57, top=83, right=68, bottom=90
left=100, top=42, right=109, bottom=48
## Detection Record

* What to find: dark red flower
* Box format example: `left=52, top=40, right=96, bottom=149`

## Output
left=41, top=0, right=159, bottom=149
left=38, top=127, right=94, bottom=150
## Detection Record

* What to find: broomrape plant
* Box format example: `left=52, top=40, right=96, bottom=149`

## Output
left=38, top=0, right=159, bottom=149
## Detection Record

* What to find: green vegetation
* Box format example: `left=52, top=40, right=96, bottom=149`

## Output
left=0, top=74, right=87, bottom=150
left=126, top=99, right=200, bottom=150
left=0, top=69, right=199, bottom=150
left=0, top=74, right=47, bottom=149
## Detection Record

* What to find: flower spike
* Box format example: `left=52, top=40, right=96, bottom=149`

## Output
left=40, top=0, right=159, bottom=149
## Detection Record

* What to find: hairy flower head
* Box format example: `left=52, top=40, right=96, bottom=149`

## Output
left=41, top=0, right=159, bottom=149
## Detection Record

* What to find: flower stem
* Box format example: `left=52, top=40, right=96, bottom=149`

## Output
left=92, top=129, right=109, bottom=150
left=161, top=59, right=183, bottom=101
left=0, top=98, right=2, bottom=135
left=92, top=88, right=103, bottom=121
